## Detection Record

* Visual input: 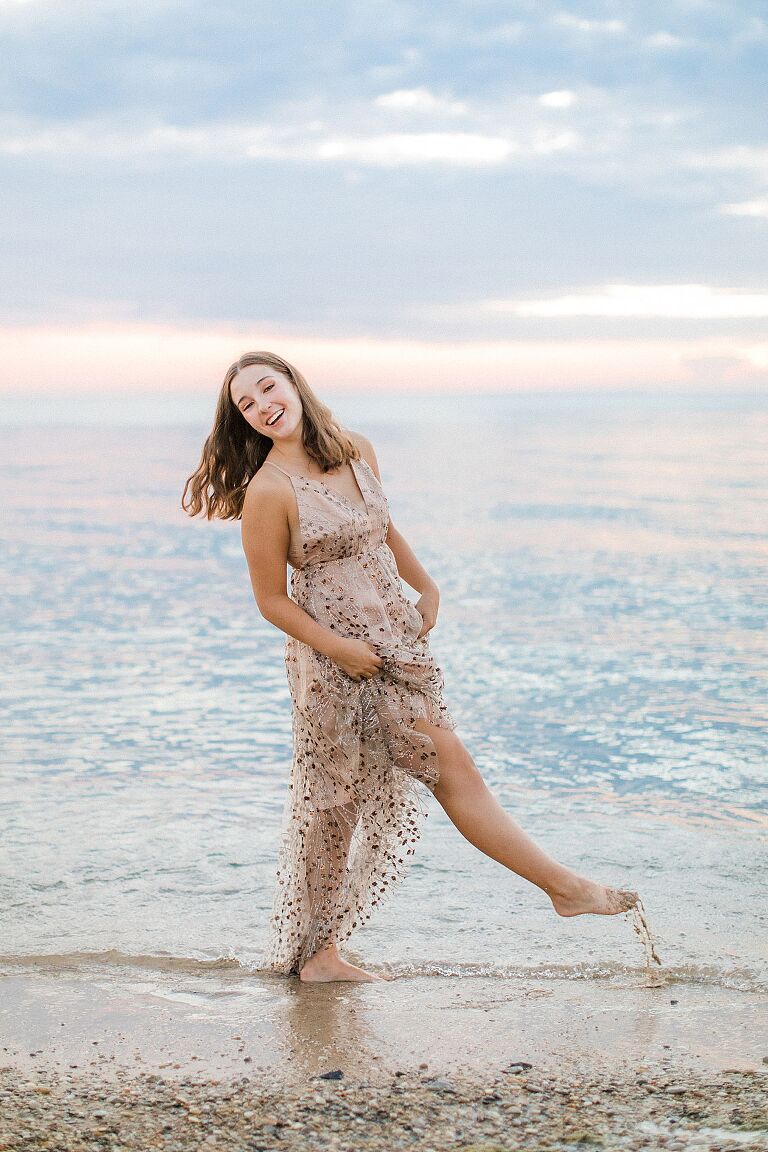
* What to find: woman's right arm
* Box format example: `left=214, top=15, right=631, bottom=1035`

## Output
left=240, top=477, right=383, bottom=680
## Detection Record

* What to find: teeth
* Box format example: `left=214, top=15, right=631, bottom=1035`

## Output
left=266, top=409, right=284, bottom=426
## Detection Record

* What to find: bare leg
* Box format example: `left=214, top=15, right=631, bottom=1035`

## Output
left=414, top=719, right=638, bottom=916
left=299, top=801, right=387, bottom=983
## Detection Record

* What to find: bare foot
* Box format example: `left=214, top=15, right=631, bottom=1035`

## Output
left=299, top=944, right=387, bottom=983
left=548, top=874, right=639, bottom=918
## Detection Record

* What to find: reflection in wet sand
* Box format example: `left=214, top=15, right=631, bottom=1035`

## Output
left=278, top=981, right=374, bottom=1080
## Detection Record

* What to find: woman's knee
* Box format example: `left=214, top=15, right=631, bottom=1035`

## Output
left=412, top=719, right=481, bottom=794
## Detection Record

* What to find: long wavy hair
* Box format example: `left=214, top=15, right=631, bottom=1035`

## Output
left=182, top=351, right=359, bottom=521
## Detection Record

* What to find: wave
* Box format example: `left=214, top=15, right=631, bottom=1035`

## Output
left=1, top=949, right=765, bottom=994
left=0, top=949, right=245, bottom=975
left=381, top=959, right=767, bottom=994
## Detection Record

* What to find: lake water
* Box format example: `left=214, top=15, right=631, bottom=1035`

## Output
left=0, top=389, right=766, bottom=997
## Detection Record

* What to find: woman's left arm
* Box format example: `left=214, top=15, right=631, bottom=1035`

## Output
left=353, top=432, right=440, bottom=637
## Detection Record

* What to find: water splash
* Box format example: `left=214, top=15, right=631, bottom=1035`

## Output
left=630, top=897, right=664, bottom=979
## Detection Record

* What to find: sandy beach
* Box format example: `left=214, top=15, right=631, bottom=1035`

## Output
left=2, top=954, right=767, bottom=1150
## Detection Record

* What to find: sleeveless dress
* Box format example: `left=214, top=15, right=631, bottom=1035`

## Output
left=262, top=454, right=455, bottom=975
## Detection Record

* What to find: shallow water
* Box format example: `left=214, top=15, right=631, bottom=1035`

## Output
left=0, top=389, right=765, bottom=997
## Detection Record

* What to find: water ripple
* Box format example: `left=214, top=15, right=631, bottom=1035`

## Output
left=1, top=395, right=766, bottom=989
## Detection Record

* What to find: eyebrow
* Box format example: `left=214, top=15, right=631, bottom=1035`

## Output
left=235, top=375, right=271, bottom=409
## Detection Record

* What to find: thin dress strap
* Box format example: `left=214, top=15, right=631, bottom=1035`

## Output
left=263, top=458, right=362, bottom=478
left=262, top=459, right=294, bottom=478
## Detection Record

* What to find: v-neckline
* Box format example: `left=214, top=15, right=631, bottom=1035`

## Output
left=267, top=456, right=370, bottom=516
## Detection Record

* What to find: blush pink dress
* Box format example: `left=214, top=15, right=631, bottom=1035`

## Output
left=262, top=454, right=455, bottom=975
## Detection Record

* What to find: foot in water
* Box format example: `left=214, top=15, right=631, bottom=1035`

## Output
left=299, top=944, right=387, bottom=983
left=548, top=874, right=639, bottom=918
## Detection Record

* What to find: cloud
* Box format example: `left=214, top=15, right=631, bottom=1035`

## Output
left=734, top=16, right=768, bottom=45
left=0, top=109, right=586, bottom=168
left=0, top=117, right=302, bottom=162
left=313, top=132, right=513, bottom=166
left=1, top=1, right=767, bottom=377
left=538, top=90, right=577, bottom=109
left=689, top=145, right=768, bottom=179
left=0, top=115, right=515, bottom=167
left=644, top=32, right=693, bottom=50
left=553, top=13, right=625, bottom=35
left=472, top=22, right=526, bottom=46
left=749, top=343, right=768, bottom=369
left=374, top=88, right=467, bottom=115
left=529, top=129, right=581, bottom=155
left=679, top=354, right=754, bottom=386
left=1, top=322, right=764, bottom=393
left=719, top=199, right=768, bottom=218
left=482, top=285, right=768, bottom=320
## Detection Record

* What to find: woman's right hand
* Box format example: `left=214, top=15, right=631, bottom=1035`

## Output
left=332, top=637, right=384, bottom=681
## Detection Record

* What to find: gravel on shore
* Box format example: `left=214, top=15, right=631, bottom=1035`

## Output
left=1, top=1062, right=766, bottom=1151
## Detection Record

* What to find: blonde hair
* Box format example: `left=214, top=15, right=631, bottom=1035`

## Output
left=181, top=350, right=359, bottom=520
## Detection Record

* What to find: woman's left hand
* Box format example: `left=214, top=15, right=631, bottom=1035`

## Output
left=415, top=583, right=440, bottom=637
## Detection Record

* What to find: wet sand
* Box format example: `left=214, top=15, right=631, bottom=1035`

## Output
left=2, top=960, right=767, bottom=1149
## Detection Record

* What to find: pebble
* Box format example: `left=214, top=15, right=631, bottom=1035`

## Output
left=0, top=1062, right=766, bottom=1152
left=425, top=1077, right=457, bottom=1093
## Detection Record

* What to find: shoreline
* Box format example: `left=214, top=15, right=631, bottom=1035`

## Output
left=2, top=963, right=767, bottom=1149
left=3, top=963, right=767, bottom=1081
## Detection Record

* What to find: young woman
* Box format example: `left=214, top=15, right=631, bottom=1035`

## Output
left=183, top=351, right=639, bottom=984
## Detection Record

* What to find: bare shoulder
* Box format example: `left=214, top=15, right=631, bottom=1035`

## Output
left=241, top=463, right=292, bottom=536
left=240, top=463, right=294, bottom=591
left=346, top=429, right=382, bottom=481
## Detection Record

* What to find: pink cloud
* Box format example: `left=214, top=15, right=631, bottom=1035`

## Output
left=0, top=322, right=764, bottom=393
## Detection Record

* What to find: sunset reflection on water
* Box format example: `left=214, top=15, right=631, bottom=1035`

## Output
left=1, top=390, right=765, bottom=990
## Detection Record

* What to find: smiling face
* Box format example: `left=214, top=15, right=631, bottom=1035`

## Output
left=229, top=363, right=304, bottom=441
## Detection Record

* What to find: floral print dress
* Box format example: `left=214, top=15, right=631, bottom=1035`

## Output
left=262, top=454, right=455, bottom=975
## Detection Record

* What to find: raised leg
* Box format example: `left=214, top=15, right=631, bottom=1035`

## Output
left=413, top=719, right=638, bottom=916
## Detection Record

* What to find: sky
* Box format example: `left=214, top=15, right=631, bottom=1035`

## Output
left=1, top=0, right=768, bottom=393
